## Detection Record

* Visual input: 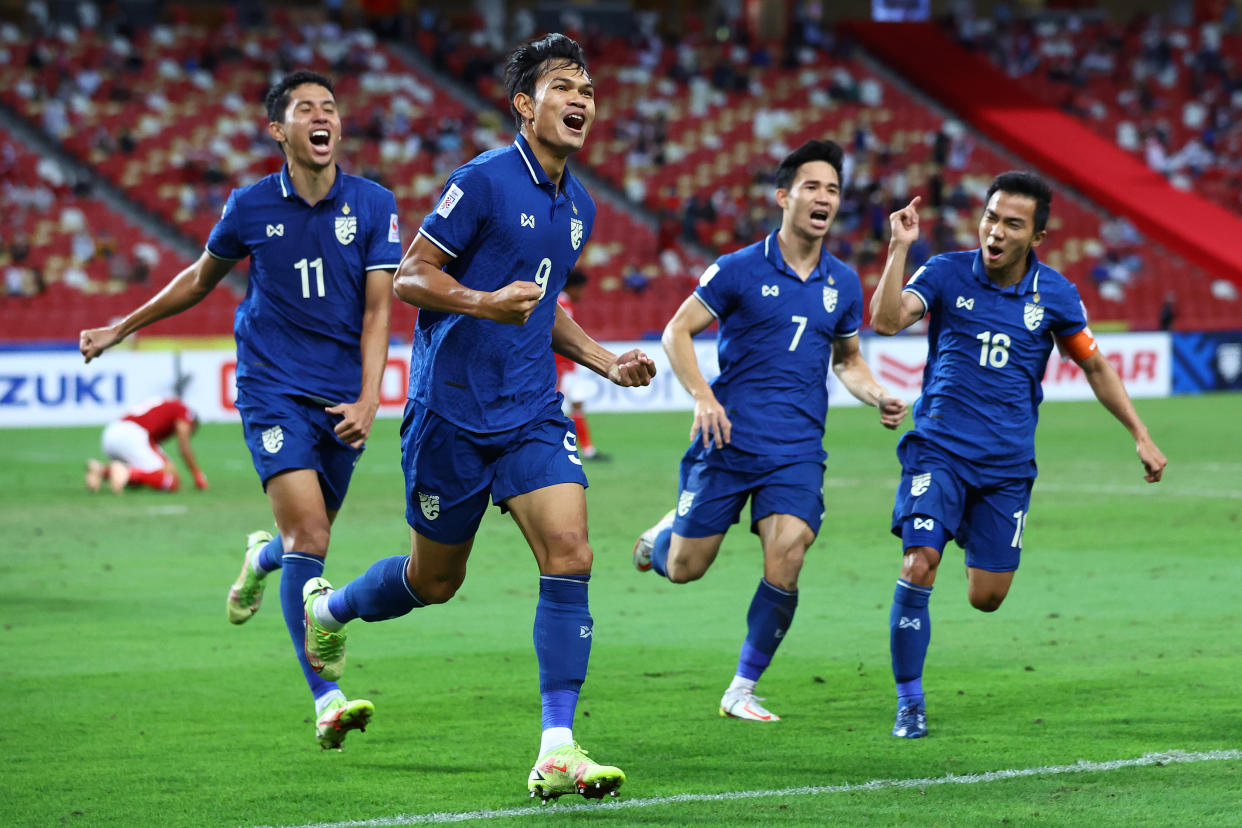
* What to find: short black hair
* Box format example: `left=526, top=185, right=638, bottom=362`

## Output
left=503, top=33, right=588, bottom=130
left=986, top=170, right=1053, bottom=233
left=265, top=70, right=335, bottom=124
left=774, top=140, right=845, bottom=191
left=565, top=268, right=587, bottom=288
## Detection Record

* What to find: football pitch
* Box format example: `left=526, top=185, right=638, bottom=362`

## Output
left=3, top=393, right=1239, bottom=826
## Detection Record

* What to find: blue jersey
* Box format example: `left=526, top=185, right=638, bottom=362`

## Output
left=694, top=231, right=863, bottom=461
left=902, top=249, right=1088, bottom=471
left=410, top=135, right=595, bottom=432
left=206, top=165, right=402, bottom=402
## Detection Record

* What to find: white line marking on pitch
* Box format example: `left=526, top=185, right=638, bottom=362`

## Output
left=258, top=748, right=1240, bottom=828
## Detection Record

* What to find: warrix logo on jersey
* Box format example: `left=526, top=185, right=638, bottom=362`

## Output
left=262, top=425, right=283, bottom=454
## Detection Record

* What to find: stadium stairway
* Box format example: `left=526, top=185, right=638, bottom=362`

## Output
left=842, top=21, right=1242, bottom=310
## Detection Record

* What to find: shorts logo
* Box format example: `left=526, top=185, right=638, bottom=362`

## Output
left=436, top=183, right=464, bottom=218
left=911, top=472, right=931, bottom=497
left=823, top=286, right=838, bottom=313
left=677, top=490, right=695, bottom=517
left=418, top=492, right=440, bottom=520
left=570, top=217, right=583, bottom=250
left=335, top=215, right=357, bottom=246
left=579, top=625, right=593, bottom=638
left=913, top=517, right=936, bottom=531
left=261, top=425, right=283, bottom=454
left=1024, top=302, right=1045, bottom=331
left=898, top=616, right=922, bottom=631
left=563, top=431, right=583, bottom=466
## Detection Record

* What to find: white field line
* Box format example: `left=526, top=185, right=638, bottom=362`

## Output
left=257, top=748, right=1240, bottom=828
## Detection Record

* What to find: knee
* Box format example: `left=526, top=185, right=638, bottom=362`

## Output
left=969, top=591, right=1006, bottom=613
left=665, top=560, right=704, bottom=584
left=281, top=521, right=331, bottom=558
left=900, top=547, right=940, bottom=583
left=415, top=577, right=462, bottom=605
left=545, top=541, right=594, bottom=575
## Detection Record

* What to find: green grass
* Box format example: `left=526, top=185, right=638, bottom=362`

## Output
left=2, top=394, right=1240, bottom=826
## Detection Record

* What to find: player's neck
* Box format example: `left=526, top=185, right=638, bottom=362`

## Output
left=984, top=251, right=1030, bottom=289
left=523, top=130, right=569, bottom=194
left=776, top=227, right=823, bottom=281
left=287, top=161, right=337, bottom=206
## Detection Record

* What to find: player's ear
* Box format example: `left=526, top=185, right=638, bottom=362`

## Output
left=513, top=92, right=535, bottom=125
left=1030, top=228, right=1047, bottom=248
left=774, top=188, right=789, bottom=211
left=267, top=121, right=286, bottom=145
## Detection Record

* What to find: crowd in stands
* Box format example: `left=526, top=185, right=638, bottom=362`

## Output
left=1, top=1, right=1237, bottom=340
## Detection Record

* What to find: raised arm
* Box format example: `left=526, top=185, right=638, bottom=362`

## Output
left=327, top=268, right=393, bottom=448
left=393, top=234, right=542, bottom=324
left=870, top=196, right=928, bottom=336
left=662, top=294, right=729, bottom=448
left=551, top=302, right=656, bottom=387
left=1077, top=350, right=1167, bottom=482
left=80, top=252, right=235, bottom=362
left=830, top=335, right=909, bottom=430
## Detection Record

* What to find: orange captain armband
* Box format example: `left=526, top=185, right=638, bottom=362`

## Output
left=1056, top=327, right=1098, bottom=363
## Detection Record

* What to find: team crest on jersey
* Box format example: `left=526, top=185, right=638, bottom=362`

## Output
left=261, top=425, right=283, bottom=454
left=569, top=217, right=584, bottom=250
left=418, top=492, right=440, bottom=520
left=1023, top=302, right=1045, bottom=331
left=677, top=490, right=695, bottom=517
left=823, top=286, right=839, bottom=313
left=335, top=214, right=357, bottom=245
left=911, top=472, right=931, bottom=497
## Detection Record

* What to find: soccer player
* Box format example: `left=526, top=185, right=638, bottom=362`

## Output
left=632, top=140, right=909, bottom=723
left=870, top=172, right=1167, bottom=739
left=556, top=268, right=608, bottom=460
left=84, top=396, right=206, bottom=494
left=298, top=33, right=654, bottom=801
left=79, top=70, right=401, bottom=751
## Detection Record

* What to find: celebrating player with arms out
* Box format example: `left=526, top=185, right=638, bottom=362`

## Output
left=633, top=140, right=908, bottom=722
left=297, top=34, right=654, bottom=801
left=80, top=71, right=401, bottom=750
left=870, top=172, right=1167, bottom=740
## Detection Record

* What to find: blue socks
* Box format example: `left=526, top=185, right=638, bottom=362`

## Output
left=534, top=575, right=592, bottom=731
left=649, top=525, right=674, bottom=578
left=735, top=578, right=798, bottom=681
left=890, top=578, right=933, bottom=707
left=255, top=534, right=284, bottom=573
left=327, top=555, right=426, bottom=623
left=279, top=552, right=338, bottom=699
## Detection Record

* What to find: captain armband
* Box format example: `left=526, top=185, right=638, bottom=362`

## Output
left=1056, top=328, right=1098, bottom=363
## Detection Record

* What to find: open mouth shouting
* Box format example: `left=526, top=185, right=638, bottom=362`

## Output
left=562, top=111, right=587, bottom=135
left=984, top=243, right=1004, bottom=263
left=808, top=207, right=832, bottom=229
left=309, top=128, right=333, bottom=158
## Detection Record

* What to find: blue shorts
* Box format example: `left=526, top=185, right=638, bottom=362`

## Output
left=673, top=442, right=825, bottom=539
left=890, top=435, right=1033, bottom=573
left=235, top=388, right=363, bottom=511
left=401, top=398, right=589, bottom=544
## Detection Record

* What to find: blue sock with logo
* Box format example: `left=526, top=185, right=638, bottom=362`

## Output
left=327, top=555, right=426, bottom=624
left=255, top=534, right=283, bottom=573
left=649, top=526, right=674, bottom=578
left=890, top=578, right=933, bottom=706
left=279, top=552, right=338, bottom=698
left=534, top=575, right=592, bottom=731
left=735, top=578, right=798, bottom=681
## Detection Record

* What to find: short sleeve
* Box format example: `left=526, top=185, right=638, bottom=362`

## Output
left=205, top=190, right=248, bottom=262
left=902, top=255, right=948, bottom=317
left=1052, top=279, right=1088, bottom=336
left=693, top=257, right=738, bottom=319
left=836, top=277, right=864, bottom=338
left=417, top=166, right=492, bottom=259
left=365, top=188, right=402, bottom=271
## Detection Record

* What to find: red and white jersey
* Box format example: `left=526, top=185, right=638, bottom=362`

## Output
left=122, top=397, right=195, bottom=444
left=555, top=292, right=576, bottom=382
